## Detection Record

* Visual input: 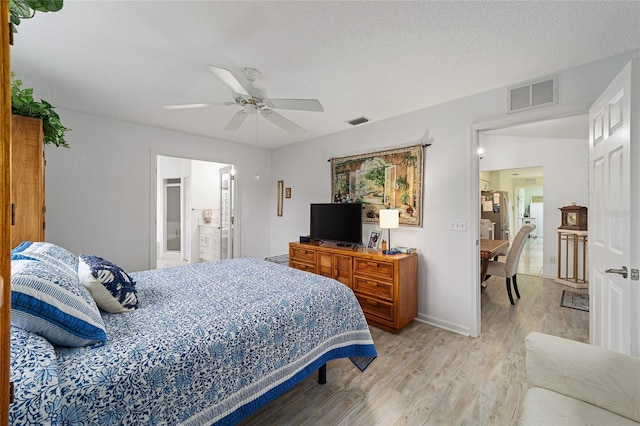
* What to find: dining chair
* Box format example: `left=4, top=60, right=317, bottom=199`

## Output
left=480, top=219, right=492, bottom=240
left=485, top=224, right=535, bottom=305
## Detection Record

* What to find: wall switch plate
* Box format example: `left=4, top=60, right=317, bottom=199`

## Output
left=449, top=220, right=467, bottom=231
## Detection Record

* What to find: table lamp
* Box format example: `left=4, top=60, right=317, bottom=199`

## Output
left=379, top=209, right=399, bottom=249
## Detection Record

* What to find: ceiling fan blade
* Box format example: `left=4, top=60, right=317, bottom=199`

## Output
left=261, top=108, right=306, bottom=136
left=224, top=110, right=249, bottom=131
left=207, top=65, right=250, bottom=96
left=267, top=98, right=324, bottom=112
left=163, top=102, right=232, bottom=110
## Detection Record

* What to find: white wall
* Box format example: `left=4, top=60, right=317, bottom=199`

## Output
left=45, top=109, right=272, bottom=272
left=480, top=135, right=588, bottom=277
left=270, top=50, right=638, bottom=336
left=191, top=159, right=221, bottom=211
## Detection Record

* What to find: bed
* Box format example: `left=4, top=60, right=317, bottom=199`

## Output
left=9, top=242, right=377, bottom=425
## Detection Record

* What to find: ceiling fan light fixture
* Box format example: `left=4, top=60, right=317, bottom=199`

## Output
left=167, top=65, right=323, bottom=136
left=241, top=67, right=261, bottom=82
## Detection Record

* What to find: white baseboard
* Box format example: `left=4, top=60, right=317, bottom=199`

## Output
left=414, top=313, right=472, bottom=337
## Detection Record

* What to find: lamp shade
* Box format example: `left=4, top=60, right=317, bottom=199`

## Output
left=379, top=209, right=399, bottom=229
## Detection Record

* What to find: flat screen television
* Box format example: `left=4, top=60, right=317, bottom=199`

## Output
left=310, top=203, right=363, bottom=246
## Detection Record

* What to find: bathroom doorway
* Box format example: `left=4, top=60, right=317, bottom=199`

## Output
left=155, top=155, right=235, bottom=269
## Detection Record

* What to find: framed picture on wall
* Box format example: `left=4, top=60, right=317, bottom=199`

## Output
left=330, top=144, right=423, bottom=227
left=367, top=230, right=382, bottom=249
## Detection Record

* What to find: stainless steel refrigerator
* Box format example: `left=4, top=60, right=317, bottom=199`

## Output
left=481, top=191, right=510, bottom=240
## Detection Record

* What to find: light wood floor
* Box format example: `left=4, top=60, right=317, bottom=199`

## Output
left=240, top=274, right=589, bottom=426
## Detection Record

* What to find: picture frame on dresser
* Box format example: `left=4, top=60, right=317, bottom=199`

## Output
left=367, top=230, right=381, bottom=249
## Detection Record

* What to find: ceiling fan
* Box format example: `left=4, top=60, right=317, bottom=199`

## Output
left=164, top=65, right=324, bottom=137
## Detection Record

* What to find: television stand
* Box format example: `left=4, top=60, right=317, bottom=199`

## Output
left=336, top=242, right=353, bottom=247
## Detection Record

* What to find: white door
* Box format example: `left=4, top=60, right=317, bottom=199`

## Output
left=588, top=60, right=638, bottom=355
left=219, top=166, right=235, bottom=259
left=517, top=188, right=525, bottom=228
left=183, top=176, right=191, bottom=262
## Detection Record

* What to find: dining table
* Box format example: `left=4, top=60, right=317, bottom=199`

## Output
left=480, top=239, right=509, bottom=283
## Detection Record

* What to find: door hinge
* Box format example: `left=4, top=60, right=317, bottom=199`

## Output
left=11, top=203, right=15, bottom=226
left=43, top=221, right=46, bottom=231
left=10, top=381, right=14, bottom=404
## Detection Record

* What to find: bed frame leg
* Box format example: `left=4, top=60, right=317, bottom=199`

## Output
left=318, top=363, right=326, bottom=385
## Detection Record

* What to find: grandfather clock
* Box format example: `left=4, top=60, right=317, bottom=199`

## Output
left=557, top=204, right=588, bottom=288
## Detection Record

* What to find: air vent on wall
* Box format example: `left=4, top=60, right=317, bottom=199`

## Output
left=508, top=76, right=557, bottom=113
left=347, top=116, right=369, bottom=126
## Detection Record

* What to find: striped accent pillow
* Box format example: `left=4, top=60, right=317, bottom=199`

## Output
left=10, top=258, right=107, bottom=348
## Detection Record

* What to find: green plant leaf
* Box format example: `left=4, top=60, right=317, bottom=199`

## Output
left=9, top=0, right=64, bottom=33
left=11, top=72, right=70, bottom=148
left=25, top=0, right=63, bottom=13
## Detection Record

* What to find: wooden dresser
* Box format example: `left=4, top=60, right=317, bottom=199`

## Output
left=289, top=241, right=418, bottom=333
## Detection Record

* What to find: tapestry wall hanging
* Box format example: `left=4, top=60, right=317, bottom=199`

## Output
left=330, top=144, right=423, bottom=227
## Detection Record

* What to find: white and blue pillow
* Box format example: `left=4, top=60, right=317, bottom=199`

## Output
left=12, top=241, right=79, bottom=278
left=78, top=254, right=139, bottom=313
left=10, top=256, right=107, bottom=348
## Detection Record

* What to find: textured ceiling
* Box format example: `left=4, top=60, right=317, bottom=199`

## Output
left=9, top=1, right=640, bottom=149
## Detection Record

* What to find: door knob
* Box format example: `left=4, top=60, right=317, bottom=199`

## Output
left=605, top=266, right=628, bottom=278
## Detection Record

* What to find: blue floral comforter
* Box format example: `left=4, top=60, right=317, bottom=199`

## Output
left=10, top=258, right=377, bottom=425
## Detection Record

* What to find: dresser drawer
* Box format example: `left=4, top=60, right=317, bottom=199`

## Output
left=354, top=258, right=394, bottom=280
left=356, top=295, right=394, bottom=322
left=290, top=247, right=316, bottom=264
left=353, top=277, right=393, bottom=301
left=290, top=261, right=316, bottom=273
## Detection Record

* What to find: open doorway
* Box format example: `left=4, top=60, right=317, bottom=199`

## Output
left=155, top=155, right=235, bottom=269
left=472, top=112, right=589, bottom=337
left=481, top=167, right=544, bottom=276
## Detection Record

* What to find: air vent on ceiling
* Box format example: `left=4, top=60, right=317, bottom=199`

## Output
left=508, top=76, right=557, bottom=113
left=347, top=116, right=369, bottom=126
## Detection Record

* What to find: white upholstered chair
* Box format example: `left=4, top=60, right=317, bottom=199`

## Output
left=486, top=224, right=535, bottom=305
left=518, top=332, right=640, bottom=425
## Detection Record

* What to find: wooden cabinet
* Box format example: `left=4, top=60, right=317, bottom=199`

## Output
left=11, top=115, right=45, bottom=249
left=289, top=242, right=418, bottom=333
left=317, top=252, right=352, bottom=287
